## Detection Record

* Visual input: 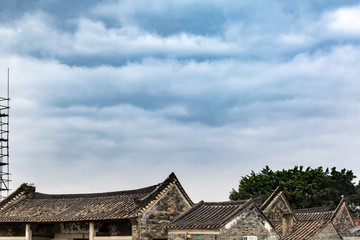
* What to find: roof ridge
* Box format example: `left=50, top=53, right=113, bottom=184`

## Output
left=138, top=172, right=193, bottom=208
left=294, top=205, right=333, bottom=213
left=202, top=200, right=248, bottom=205
left=260, top=186, right=281, bottom=210
left=0, top=184, right=27, bottom=211
left=218, top=198, right=255, bottom=228
left=34, top=184, right=160, bottom=199
left=330, top=198, right=344, bottom=221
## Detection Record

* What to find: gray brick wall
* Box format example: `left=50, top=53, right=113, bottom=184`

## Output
left=138, top=185, right=192, bottom=240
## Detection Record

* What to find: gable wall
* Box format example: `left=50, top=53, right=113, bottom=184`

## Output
left=139, top=185, right=192, bottom=240
left=169, top=206, right=279, bottom=240
left=263, top=194, right=292, bottom=223
left=219, top=206, right=279, bottom=240
left=333, top=203, right=356, bottom=237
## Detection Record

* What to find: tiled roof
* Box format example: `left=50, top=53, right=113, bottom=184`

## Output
left=294, top=206, right=334, bottom=221
left=0, top=172, right=192, bottom=223
left=167, top=199, right=260, bottom=230
left=295, top=211, right=334, bottom=221
left=275, top=220, right=332, bottom=240
left=294, top=206, right=333, bottom=213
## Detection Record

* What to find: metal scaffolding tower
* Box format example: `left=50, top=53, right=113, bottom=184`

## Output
left=0, top=69, right=10, bottom=198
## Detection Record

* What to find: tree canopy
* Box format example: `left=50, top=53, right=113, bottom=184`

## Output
left=229, top=166, right=360, bottom=212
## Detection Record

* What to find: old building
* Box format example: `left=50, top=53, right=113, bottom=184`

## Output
left=167, top=187, right=357, bottom=240
left=0, top=174, right=357, bottom=240
left=261, top=187, right=356, bottom=240
left=0, top=173, right=193, bottom=240
left=167, top=199, right=280, bottom=240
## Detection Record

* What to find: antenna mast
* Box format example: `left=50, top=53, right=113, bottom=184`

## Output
left=0, top=68, right=10, bottom=198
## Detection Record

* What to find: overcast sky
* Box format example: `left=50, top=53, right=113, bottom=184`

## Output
left=0, top=0, right=360, bottom=202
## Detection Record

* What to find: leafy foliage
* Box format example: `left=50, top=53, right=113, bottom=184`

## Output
left=230, top=166, right=360, bottom=211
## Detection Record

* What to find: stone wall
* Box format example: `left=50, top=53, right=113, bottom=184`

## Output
left=169, top=233, right=217, bottom=240
left=219, top=206, right=279, bottom=240
left=168, top=206, right=279, bottom=240
left=263, top=194, right=292, bottom=223
left=139, top=185, right=192, bottom=240
left=333, top=204, right=356, bottom=237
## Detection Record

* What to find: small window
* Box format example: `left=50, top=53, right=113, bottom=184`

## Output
left=243, top=236, right=257, bottom=240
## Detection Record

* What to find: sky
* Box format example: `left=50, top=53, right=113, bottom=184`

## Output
left=0, top=0, right=360, bottom=202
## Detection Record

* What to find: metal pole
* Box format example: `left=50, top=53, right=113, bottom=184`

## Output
left=6, top=68, right=9, bottom=196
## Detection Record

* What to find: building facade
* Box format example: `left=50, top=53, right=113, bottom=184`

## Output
left=0, top=175, right=357, bottom=240
left=167, top=199, right=279, bottom=240
left=0, top=173, right=193, bottom=240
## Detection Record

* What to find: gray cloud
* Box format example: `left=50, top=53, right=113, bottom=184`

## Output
left=1, top=1, right=360, bottom=202
left=1, top=2, right=360, bottom=67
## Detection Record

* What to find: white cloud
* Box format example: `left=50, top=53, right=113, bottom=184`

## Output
left=0, top=13, right=243, bottom=60
left=0, top=12, right=72, bottom=57
left=1, top=1, right=360, bottom=202
left=2, top=41, right=360, bottom=201
left=280, top=33, right=314, bottom=47
left=327, top=6, right=360, bottom=36
left=72, top=19, right=243, bottom=57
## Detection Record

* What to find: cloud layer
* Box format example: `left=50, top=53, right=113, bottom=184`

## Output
left=0, top=0, right=360, bottom=201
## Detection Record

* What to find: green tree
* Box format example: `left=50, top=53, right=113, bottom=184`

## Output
left=230, top=166, right=359, bottom=210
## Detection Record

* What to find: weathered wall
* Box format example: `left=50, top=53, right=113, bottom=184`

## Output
left=169, top=206, right=279, bottom=240
left=169, top=232, right=217, bottom=240
left=311, top=223, right=340, bottom=240
left=138, top=185, right=192, bottom=240
left=219, top=206, right=279, bottom=240
left=333, top=204, right=356, bottom=237
left=262, top=194, right=292, bottom=223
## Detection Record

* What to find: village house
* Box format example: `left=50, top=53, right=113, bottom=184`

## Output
left=166, top=199, right=279, bottom=240
left=0, top=173, right=193, bottom=240
left=0, top=174, right=357, bottom=240
left=261, top=187, right=356, bottom=239
left=167, top=187, right=357, bottom=240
